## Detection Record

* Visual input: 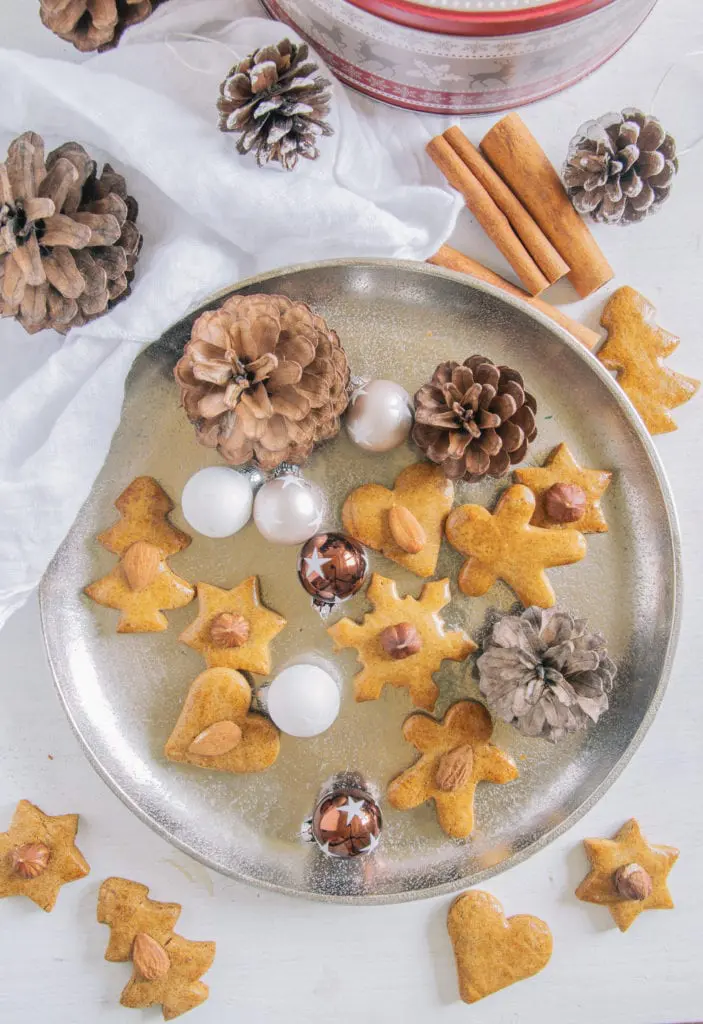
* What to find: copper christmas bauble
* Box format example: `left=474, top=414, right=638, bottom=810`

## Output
left=310, top=787, right=382, bottom=859
left=298, top=532, right=368, bottom=610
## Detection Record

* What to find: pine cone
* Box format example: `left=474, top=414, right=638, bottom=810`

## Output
left=477, top=607, right=616, bottom=743
left=39, top=0, right=165, bottom=52
left=412, top=356, right=537, bottom=482
left=0, top=132, right=141, bottom=335
left=564, top=109, right=678, bottom=225
left=217, top=38, right=333, bottom=171
left=175, top=293, right=350, bottom=470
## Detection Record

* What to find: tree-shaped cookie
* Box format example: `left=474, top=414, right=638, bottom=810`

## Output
left=98, top=877, right=216, bottom=1020
left=575, top=818, right=679, bottom=932
left=387, top=701, right=518, bottom=838
left=85, top=543, right=195, bottom=632
left=328, top=574, right=475, bottom=711
left=165, top=668, right=280, bottom=772
left=445, top=485, right=586, bottom=608
left=179, top=576, right=286, bottom=675
left=342, top=462, right=454, bottom=578
left=515, top=443, right=612, bottom=533
left=98, top=477, right=191, bottom=556
left=85, top=476, right=194, bottom=632
left=0, top=800, right=90, bottom=912
left=599, top=286, right=699, bottom=434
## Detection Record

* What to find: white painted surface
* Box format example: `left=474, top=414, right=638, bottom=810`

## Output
left=0, top=0, right=701, bottom=1021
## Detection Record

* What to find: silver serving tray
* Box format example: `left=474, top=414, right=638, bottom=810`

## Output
left=39, top=259, right=681, bottom=904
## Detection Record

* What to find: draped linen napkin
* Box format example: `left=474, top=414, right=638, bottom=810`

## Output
left=0, top=0, right=460, bottom=628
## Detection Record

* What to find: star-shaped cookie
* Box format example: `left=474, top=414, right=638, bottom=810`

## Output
left=327, top=574, right=475, bottom=710
left=515, top=443, right=612, bottom=533
left=445, top=484, right=587, bottom=608
left=575, top=818, right=678, bottom=931
left=0, top=800, right=90, bottom=911
left=164, top=668, right=280, bottom=772
left=85, top=548, right=195, bottom=633
left=179, top=576, right=286, bottom=675
left=387, top=701, right=518, bottom=838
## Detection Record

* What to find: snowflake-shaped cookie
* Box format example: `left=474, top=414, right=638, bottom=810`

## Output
left=327, top=574, right=475, bottom=710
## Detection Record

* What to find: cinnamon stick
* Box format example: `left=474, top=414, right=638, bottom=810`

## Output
left=479, top=113, right=613, bottom=298
left=427, top=135, right=550, bottom=297
left=428, top=244, right=600, bottom=351
left=442, top=126, right=569, bottom=287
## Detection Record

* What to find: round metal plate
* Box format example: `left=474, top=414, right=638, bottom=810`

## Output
left=39, top=259, right=681, bottom=904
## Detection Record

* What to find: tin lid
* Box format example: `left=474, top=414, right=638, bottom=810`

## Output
left=343, top=0, right=616, bottom=36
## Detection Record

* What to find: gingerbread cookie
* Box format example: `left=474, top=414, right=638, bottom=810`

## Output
left=515, top=443, right=612, bottom=533
left=97, top=477, right=191, bottom=557
left=328, top=574, right=475, bottom=710
left=448, top=890, right=553, bottom=1003
left=179, top=576, right=286, bottom=675
left=599, top=286, right=699, bottom=434
left=445, top=484, right=586, bottom=608
left=165, top=668, right=280, bottom=772
left=0, top=800, right=90, bottom=912
left=342, top=462, right=454, bottom=578
left=575, top=818, right=678, bottom=932
left=85, top=545, right=195, bottom=632
left=98, top=877, right=215, bottom=1020
left=387, top=701, right=517, bottom=837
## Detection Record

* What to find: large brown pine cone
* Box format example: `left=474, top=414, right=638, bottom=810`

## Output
left=413, top=355, right=537, bottom=482
left=0, top=132, right=141, bottom=335
left=175, top=294, right=350, bottom=470
left=39, top=0, right=165, bottom=53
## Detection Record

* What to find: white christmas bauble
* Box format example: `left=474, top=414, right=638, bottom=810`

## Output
left=181, top=466, right=253, bottom=538
left=253, top=474, right=323, bottom=545
left=346, top=379, right=413, bottom=453
left=266, top=664, right=340, bottom=738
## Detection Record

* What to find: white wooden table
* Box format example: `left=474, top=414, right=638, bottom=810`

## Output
left=1, top=1, right=701, bottom=1021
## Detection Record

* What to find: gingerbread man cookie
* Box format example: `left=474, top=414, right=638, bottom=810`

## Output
left=98, top=877, right=215, bottom=1020
left=165, top=668, right=280, bottom=772
left=85, top=544, right=195, bottom=632
left=0, top=800, right=90, bottom=912
left=515, top=443, right=612, bottom=533
left=179, top=576, right=286, bottom=675
left=575, top=818, right=678, bottom=932
left=599, top=286, right=699, bottom=434
left=448, top=890, right=553, bottom=1003
left=342, top=462, right=454, bottom=578
left=387, top=701, right=517, bottom=838
left=445, top=484, right=586, bottom=608
left=328, top=574, right=475, bottom=710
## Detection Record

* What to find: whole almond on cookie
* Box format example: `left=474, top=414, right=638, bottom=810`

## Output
left=9, top=842, right=51, bottom=879
left=436, top=745, right=474, bottom=792
left=122, top=541, right=160, bottom=592
left=188, top=720, right=242, bottom=757
left=388, top=506, right=426, bottom=554
left=132, top=932, right=171, bottom=981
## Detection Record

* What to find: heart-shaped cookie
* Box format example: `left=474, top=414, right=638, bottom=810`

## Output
left=342, top=463, right=454, bottom=578
left=448, top=890, right=552, bottom=1003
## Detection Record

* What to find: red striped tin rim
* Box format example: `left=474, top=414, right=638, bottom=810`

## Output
left=342, top=0, right=616, bottom=37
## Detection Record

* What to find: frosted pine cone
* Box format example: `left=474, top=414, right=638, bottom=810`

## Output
left=564, top=109, right=678, bottom=225
left=477, top=607, right=616, bottom=743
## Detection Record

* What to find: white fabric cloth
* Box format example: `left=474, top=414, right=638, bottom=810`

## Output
left=0, top=0, right=460, bottom=628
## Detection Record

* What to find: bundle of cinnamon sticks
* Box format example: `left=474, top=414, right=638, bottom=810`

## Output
left=427, top=114, right=613, bottom=300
